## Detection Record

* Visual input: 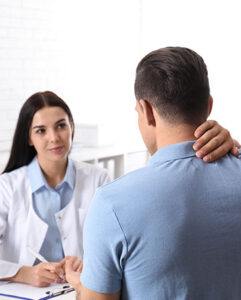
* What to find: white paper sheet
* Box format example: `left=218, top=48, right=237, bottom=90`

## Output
left=0, top=282, right=73, bottom=299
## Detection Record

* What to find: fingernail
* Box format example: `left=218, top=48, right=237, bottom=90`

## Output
left=194, top=130, right=201, bottom=138
left=203, top=155, right=209, bottom=162
left=193, top=143, right=200, bottom=150
left=196, top=150, right=203, bottom=158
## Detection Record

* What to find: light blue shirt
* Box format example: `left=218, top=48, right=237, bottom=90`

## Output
left=28, top=157, right=76, bottom=263
left=81, top=141, right=241, bottom=300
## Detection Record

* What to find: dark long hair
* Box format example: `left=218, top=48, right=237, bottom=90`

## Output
left=2, top=91, right=74, bottom=174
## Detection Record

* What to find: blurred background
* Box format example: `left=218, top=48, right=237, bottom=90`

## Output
left=0, top=0, right=240, bottom=175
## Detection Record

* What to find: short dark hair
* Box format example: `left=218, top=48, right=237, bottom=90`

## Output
left=134, top=47, right=210, bottom=125
left=3, top=91, right=74, bottom=174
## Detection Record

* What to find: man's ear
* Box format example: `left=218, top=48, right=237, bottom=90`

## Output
left=139, top=99, right=156, bottom=126
left=208, top=95, right=213, bottom=116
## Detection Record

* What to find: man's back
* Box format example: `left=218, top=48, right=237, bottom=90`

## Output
left=81, top=141, right=241, bottom=300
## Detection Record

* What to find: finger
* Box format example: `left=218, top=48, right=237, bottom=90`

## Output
left=60, top=256, right=71, bottom=264
left=194, top=120, right=218, bottom=138
left=63, top=256, right=78, bottom=269
left=231, top=146, right=239, bottom=157
left=33, top=271, right=58, bottom=287
left=193, top=126, right=221, bottom=150
left=202, top=141, right=233, bottom=162
left=42, top=269, right=59, bottom=282
left=59, top=258, right=66, bottom=266
left=196, top=128, right=233, bottom=158
left=65, top=259, right=74, bottom=273
left=51, top=264, right=65, bottom=275
left=73, top=260, right=82, bottom=272
left=49, top=264, right=65, bottom=281
left=77, top=262, right=83, bottom=273
left=195, top=136, right=225, bottom=158
left=233, top=139, right=241, bottom=149
left=56, top=277, right=67, bottom=284
left=39, top=264, right=61, bottom=281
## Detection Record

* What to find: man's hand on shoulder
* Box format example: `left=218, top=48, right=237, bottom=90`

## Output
left=193, top=120, right=239, bottom=162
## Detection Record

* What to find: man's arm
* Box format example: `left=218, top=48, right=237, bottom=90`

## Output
left=65, top=260, right=120, bottom=300
left=80, top=284, right=120, bottom=300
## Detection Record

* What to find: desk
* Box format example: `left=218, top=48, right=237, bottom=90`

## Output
left=56, top=291, right=76, bottom=300
left=0, top=291, right=76, bottom=300
left=0, top=283, right=76, bottom=300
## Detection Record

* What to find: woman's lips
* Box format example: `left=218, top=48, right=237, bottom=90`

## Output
left=49, top=146, right=64, bottom=153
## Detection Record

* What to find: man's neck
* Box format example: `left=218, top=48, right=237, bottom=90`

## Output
left=155, top=123, right=197, bottom=151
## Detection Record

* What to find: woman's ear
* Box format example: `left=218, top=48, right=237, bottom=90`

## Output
left=28, top=137, right=33, bottom=146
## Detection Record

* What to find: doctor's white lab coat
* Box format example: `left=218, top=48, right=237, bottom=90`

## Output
left=0, top=160, right=110, bottom=279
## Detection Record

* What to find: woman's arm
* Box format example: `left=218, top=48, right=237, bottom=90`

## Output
left=7, top=262, right=65, bottom=287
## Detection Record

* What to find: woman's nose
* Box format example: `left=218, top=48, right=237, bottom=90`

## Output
left=49, top=130, right=60, bottom=142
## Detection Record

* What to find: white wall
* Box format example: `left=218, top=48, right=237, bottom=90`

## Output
left=0, top=0, right=142, bottom=161
left=0, top=0, right=241, bottom=167
left=0, top=0, right=70, bottom=152
left=139, top=0, right=241, bottom=141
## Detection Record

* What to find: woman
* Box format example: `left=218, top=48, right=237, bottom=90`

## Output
left=0, top=91, right=110, bottom=287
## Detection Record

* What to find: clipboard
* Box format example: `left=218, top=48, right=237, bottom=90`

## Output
left=0, top=282, right=74, bottom=299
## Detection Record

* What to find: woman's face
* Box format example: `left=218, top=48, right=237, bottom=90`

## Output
left=29, top=106, right=73, bottom=164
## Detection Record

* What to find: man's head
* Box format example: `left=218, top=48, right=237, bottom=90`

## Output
left=135, top=47, right=210, bottom=125
left=134, top=47, right=212, bottom=153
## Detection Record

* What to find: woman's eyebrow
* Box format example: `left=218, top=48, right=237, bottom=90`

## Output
left=32, top=125, right=45, bottom=130
left=32, top=119, right=66, bottom=130
left=55, top=118, right=66, bottom=124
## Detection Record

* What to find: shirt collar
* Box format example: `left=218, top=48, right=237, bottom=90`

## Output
left=61, top=158, right=76, bottom=190
left=27, top=156, right=76, bottom=193
left=148, top=141, right=196, bottom=166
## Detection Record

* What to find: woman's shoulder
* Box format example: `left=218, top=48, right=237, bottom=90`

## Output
left=72, top=159, right=109, bottom=178
left=0, top=165, right=28, bottom=186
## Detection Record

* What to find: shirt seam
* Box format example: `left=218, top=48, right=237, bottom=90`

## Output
left=111, top=207, right=129, bottom=269
left=149, top=154, right=197, bottom=167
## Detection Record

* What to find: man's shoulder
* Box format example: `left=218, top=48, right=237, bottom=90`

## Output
left=97, top=164, right=152, bottom=197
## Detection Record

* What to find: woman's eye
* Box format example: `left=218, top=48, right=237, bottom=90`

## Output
left=36, top=129, right=45, bottom=134
left=58, top=123, right=66, bottom=129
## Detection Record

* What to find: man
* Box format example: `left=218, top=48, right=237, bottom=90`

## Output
left=66, top=47, right=241, bottom=299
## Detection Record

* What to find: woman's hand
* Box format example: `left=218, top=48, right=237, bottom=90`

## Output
left=193, top=120, right=239, bottom=162
left=11, top=262, right=64, bottom=287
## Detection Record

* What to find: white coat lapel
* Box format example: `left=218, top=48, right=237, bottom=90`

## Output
left=19, top=201, right=48, bottom=266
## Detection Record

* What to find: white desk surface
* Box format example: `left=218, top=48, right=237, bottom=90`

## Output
left=0, top=290, right=76, bottom=299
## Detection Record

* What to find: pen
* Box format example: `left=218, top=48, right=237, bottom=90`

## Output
left=26, top=245, right=48, bottom=263
left=26, top=245, right=65, bottom=280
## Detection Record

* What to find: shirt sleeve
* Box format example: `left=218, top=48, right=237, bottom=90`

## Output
left=80, top=187, right=127, bottom=293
